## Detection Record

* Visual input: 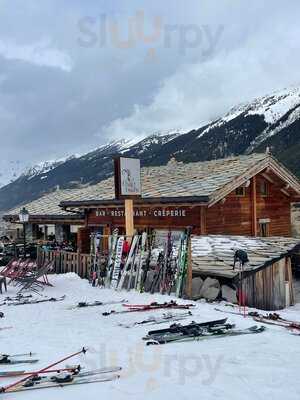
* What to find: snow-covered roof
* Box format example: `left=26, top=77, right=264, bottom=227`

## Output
left=192, top=235, right=300, bottom=279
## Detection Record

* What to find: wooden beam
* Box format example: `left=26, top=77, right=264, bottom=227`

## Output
left=281, top=188, right=291, bottom=197
left=251, top=176, right=257, bottom=236
left=125, top=199, right=134, bottom=237
left=262, top=173, right=274, bottom=183
left=200, top=206, right=207, bottom=235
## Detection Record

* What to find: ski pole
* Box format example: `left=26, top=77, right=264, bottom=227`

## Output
left=1, top=348, right=87, bottom=393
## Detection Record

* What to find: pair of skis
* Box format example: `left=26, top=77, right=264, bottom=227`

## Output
left=68, top=299, right=128, bottom=310
left=7, top=295, right=66, bottom=306
left=0, top=348, right=120, bottom=394
left=215, top=308, right=300, bottom=332
left=102, top=301, right=195, bottom=316
left=145, top=325, right=266, bottom=345
left=118, top=311, right=193, bottom=328
left=117, top=233, right=148, bottom=292
left=175, top=228, right=191, bottom=298
left=3, top=367, right=121, bottom=393
left=143, top=318, right=266, bottom=345
left=0, top=352, right=38, bottom=365
left=0, top=294, right=33, bottom=306
left=105, top=229, right=119, bottom=288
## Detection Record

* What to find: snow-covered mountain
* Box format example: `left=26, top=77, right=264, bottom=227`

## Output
left=1, top=85, right=300, bottom=212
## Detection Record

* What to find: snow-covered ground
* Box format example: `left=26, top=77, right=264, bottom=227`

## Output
left=1, top=273, right=300, bottom=400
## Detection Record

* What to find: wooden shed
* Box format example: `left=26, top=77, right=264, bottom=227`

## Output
left=191, top=235, right=300, bottom=310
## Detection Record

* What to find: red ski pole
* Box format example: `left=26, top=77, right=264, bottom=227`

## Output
left=1, top=348, right=87, bottom=393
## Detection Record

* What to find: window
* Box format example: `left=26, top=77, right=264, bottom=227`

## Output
left=260, top=181, right=268, bottom=197
left=235, top=186, right=246, bottom=197
left=259, top=222, right=269, bottom=237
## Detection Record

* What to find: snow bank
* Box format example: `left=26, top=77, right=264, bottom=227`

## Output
left=1, top=273, right=300, bottom=400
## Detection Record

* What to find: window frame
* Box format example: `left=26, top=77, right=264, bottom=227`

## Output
left=259, top=222, right=269, bottom=237
left=235, top=186, right=246, bottom=197
left=260, top=181, right=268, bottom=197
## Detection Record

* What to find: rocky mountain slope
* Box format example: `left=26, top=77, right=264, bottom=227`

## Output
left=1, top=86, right=300, bottom=212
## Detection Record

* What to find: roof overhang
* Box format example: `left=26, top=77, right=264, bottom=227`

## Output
left=60, top=196, right=210, bottom=211
left=208, top=155, right=300, bottom=207
left=3, top=214, right=84, bottom=225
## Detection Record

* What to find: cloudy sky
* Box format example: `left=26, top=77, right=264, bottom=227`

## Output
left=0, top=0, right=299, bottom=184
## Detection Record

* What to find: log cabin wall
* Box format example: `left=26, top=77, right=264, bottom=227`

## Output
left=206, top=172, right=292, bottom=237
left=206, top=188, right=252, bottom=235
left=256, top=175, right=291, bottom=236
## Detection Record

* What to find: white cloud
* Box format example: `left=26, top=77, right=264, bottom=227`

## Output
left=0, top=38, right=73, bottom=72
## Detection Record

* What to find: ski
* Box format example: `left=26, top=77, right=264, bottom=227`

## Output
left=8, top=295, right=66, bottom=306
left=1, top=348, right=88, bottom=393
left=117, top=235, right=139, bottom=291
left=0, top=367, right=79, bottom=378
left=0, top=327, right=12, bottom=332
left=127, top=236, right=141, bottom=290
left=110, top=236, right=125, bottom=290
left=150, top=249, right=165, bottom=294
left=102, top=302, right=194, bottom=316
left=0, top=294, right=33, bottom=305
left=118, top=311, right=193, bottom=328
left=105, top=229, right=119, bottom=288
left=145, top=317, right=228, bottom=337
left=0, top=359, right=39, bottom=365
left=135, top=232, right=147, bottom=291
left=1, top=352, right=36, bottom=358
left=252, top=316, right=300, bottom=331
left=146, top=323, right=234, bottom=343
left=3, top=374, right=120, bottom=393
left=215, top=308, right=300, bottom=331
left=176, top=229, right=191, bottom=298
left=0, top=366, right=121, bottom=378
left=146, top=325, right=266, bottom=345
left=160, top=231, right=173, bottom=294
left=140, top=232, right=156, bottom=293
left=122, top=301, right=194, bottom=308
left=69, top=299, right=127, bottom=310
left=214, top=308, right=247, bottom=316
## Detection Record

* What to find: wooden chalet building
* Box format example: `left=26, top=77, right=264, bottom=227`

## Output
left=4, top=152, right=300, bottom=249
left=56, top=152, right=300, bottom=252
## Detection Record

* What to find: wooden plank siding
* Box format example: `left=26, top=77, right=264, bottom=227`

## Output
left=256, top=175, right=291, bottom=236
left=206, top=187, right=252, bottom=235
left=206, top=173, right=292, bottom=237
left=41, top=249, right=92, bottom=279
left=242, top=257, right=293, bottom=310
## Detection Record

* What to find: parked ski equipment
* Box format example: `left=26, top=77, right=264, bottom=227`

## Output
left=0, top=348, right=87, bottom=393
left=105, top=229, right=119, bottom=288
left=117, top=235, right=139, bottom=290
left=103, top=301, right=195, bottom=316
left=127, top=236, right=141, bottom=290
left=0, top=355, right=39, bottom=365
left=135, top=232, right=147, bottom=291
left=140, top=231, right=156, bottom=293
left=118, top=311, right=193, bottom=328
left=145, top=317, right=228, bottom=337
left=7, top=295, right=66, bottom=306
left=145, top=325, right=266, bottom=345
left=3, top=374, right=120, bottom=393
left=69, top=299, right=128, bottom=310
left=175, top=228, right=191, bottom=298
left=110, top=236, right=125, bottom=290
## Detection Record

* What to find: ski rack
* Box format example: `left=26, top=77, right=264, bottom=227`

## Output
left=87, top=230, right=193, bottom=299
